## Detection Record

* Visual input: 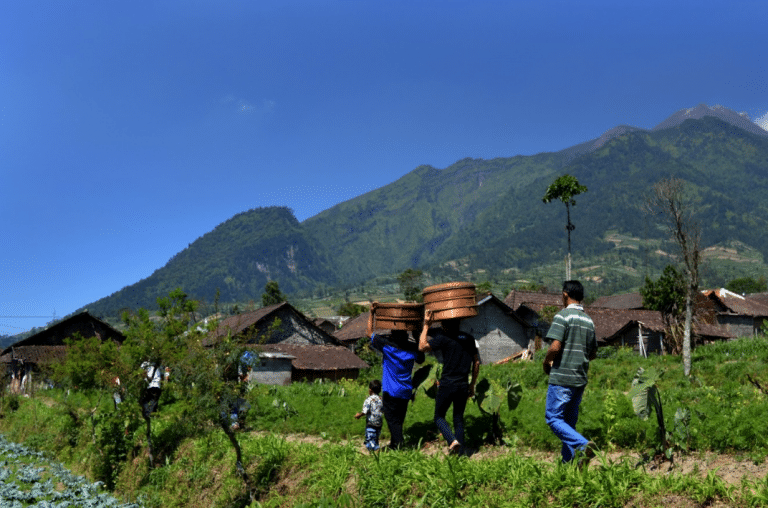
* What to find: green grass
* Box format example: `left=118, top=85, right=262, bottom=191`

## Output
left=4, top=336, right=768, bottom=506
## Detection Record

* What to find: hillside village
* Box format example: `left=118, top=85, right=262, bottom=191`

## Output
left=3, top=284, right=765, bottom=395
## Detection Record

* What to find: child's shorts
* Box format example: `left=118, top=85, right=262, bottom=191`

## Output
left=365, top=426, right=381, bottom=451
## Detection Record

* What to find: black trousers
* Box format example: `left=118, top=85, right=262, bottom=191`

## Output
left=382, top=392, right=410, bottom=448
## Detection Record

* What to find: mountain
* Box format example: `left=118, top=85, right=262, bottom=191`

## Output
left=653, top=104, right=768, bottom=138
left=82, top=105, right=768, bottom=319
left=86, top=207, right=336, bottom=314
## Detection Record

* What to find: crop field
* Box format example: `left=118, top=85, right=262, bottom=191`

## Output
left=3, top=336, right=768, bottom=507
left=0, top=434, right=139, bottom=507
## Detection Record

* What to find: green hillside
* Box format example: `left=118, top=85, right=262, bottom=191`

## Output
left=81, top=113, right=768, bottom=321
left=85, top=207, right=335, bottom=317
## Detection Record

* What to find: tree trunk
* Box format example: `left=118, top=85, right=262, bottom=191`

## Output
left=566, top=203, right=573, bottom=280
left=683, top=290, right=693, bottom=377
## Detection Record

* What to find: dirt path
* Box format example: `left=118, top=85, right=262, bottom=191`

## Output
left=247, top=430, right=768, bottom=488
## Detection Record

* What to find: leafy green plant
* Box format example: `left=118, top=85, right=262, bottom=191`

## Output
left=628, top=366, right=693, bottom=463
left=629, top=366, right=669, bottom=460
left=474, top=378, right=522, bottom=444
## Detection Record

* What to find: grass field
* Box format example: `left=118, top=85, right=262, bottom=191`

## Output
left=4, top=336, right=768, bottom=507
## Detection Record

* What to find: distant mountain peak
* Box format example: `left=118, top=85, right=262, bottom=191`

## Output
left=653, top=103, right=768, bottom=137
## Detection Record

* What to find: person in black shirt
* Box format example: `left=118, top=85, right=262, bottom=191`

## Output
left=419, top=309, right=480, bottom=455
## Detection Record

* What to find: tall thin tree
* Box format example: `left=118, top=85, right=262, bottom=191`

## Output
left=542, top=174, right=588, bottom=280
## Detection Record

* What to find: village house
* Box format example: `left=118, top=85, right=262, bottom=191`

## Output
left=589, top=305, right=735, bottom=355
left=458, top=294, right=534, bottom=364
left=588, top=308, right=667, bottom=355
left=335, top=296, right=532, bottom=365
left=333, top=311, right=395, bottom=350
left=206, top=302, right=368, bottom=383
left=703, top=288, right=768, bottom=338
left=503, top=289, right=564, bottom=343
left=0, top=311, right=125, bottom=394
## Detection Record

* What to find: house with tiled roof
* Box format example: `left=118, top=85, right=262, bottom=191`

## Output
left=206, top=302, right=368, bottom=382
left=0, top=311, right=125, bottom=394
left=256, top=343, right=368, bottom=383
left=206, top=302, right=342, bottom=347
left=333, top=310, right=402, bottom=350
left=588, top=308, right=666, bottom=355
left=703, top=288, right=768, bottom=337
left=590, top=306, right=735, bottom=356
left=504, top=289, right=564, bottom=338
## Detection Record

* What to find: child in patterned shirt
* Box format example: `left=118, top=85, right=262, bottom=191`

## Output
left=355, top=379, right=383, bottom=451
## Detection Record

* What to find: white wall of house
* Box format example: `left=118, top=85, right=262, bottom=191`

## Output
left=460, top=303, right=531, bottom=364
left=248, top=354, right=294, bottom=385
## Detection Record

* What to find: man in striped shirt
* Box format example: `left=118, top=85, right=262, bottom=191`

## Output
left=543, top=280, right=597, bottom=463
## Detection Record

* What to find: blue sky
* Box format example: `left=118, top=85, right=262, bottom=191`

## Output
left=2, top=0, right=767, bottom=335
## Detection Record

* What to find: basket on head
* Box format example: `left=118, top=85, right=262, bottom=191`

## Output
left=372, top=302, right=425, bottom=331
left=422, top=282, right=478, bottom=321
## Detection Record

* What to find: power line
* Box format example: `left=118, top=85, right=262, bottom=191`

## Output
left=0, top=316, right=55, bottom=318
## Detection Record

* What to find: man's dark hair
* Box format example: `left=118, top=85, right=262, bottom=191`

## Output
left=369, top=379, right=382, bottom=394
left=562, top=280, right=584, bottom=302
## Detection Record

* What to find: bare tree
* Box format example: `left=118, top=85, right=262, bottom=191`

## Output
left=647, top=178, right=700, bottom=376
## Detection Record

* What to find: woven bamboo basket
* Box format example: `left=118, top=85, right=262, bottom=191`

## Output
left=372, top=302, right=425, bottom=331
left=422, top=282, right=478, bottom=321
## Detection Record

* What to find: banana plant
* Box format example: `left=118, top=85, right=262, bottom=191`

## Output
left=628, top=367, right=671, bottom=460
left=474, top=378, right=523, bottom=445
left=414, top=363, right=441, bottom=399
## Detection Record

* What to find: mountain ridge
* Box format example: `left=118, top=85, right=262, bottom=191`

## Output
left=79, top=105, right=768, bottom=320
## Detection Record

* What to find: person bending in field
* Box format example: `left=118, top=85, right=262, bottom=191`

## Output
left=543, top=280, right=598, bottom=464
left=419, top=310, right=480, bottom=455
left=355, top=379, right=383, bottom=452
left=367, top=304, right=425, bottom=450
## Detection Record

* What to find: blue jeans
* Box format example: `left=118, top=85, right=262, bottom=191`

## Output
left=365, top=427, right=381, bottom=451
left=545, top=384, right=588, bottom=463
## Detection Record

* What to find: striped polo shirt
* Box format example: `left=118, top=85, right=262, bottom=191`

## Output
left=546, top=304, right=596, bottom=388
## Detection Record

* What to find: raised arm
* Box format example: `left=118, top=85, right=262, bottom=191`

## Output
left=366, top=302, right=377, bottom=337
left=418, top=309, right=433, bottom=352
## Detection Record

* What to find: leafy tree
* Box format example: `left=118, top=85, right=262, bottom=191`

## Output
left=262, top=280, right=287, bottom=307
left=725, top=276, right=767, bottom=295
left=119, top=288, right=200, bottom=467
left=641, top=265, right=686, bottom=354
left=476, top=281, right=493, bottom=295
left=173, top=327, right=259, bottom=501
left=647, top=178, right=701, bottom=376
left=542, top=174, right=588, bottom=280
left=397, top=269, right=425, bottom=302
left=337, top=301, right=368, bottom=318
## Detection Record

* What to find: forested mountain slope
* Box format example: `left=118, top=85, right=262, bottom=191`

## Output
left=82, top=108, right=768, bottom=320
